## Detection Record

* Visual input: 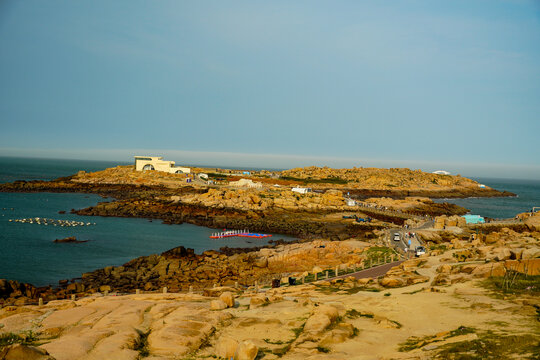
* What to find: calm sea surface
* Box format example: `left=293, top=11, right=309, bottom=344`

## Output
left=0, top=157, right=296, bottom=286
left=434, top=177, right=540, bottom=219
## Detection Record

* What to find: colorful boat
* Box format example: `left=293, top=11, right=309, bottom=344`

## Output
left=210, top=229, right=272, bottom=239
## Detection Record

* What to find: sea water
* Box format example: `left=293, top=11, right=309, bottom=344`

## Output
left=433, top=177, right=540, bottom=219
left=0, top=157, right=296, bottom=286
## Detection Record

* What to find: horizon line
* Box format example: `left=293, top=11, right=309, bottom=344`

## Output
left=1, top=148, right=539, bottom=181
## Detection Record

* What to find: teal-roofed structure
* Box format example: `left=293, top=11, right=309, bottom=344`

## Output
left=462, top=214, right=485, bottom=224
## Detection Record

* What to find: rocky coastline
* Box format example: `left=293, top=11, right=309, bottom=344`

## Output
left=345, top=187, right=515, bottom=200
left=0, top=177, right=514, bottom=200
left=73, top=198, right=387, bottom=238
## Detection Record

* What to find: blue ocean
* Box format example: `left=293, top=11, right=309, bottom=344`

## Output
left=433, top=177, right=540, bottom=219
left=0, top=157, right=296, bottom=286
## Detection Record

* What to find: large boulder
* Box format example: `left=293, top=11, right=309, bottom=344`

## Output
left=460, top=264, right=479, bottom=274
left=304, top=314, right=331, bottom=334
left=234, top=340, right=258, bottom=360
left=510, top=248, right=525, bottom=260
left=493, top=248, right=512, bottom=261
left=379, top=276, right=406, bottom=288
left=522, top=248, right=540, bottom=260
left=318, top=323, right=355, bottom=346
left=249, top=295, right=269, bottom=309
left=401, top=258, right=424, bottom=271
left=471, top=262, right=506, bottom=278
left=254, top=258, right=268, bottom=268
left=210, top=299, right=228, bottom=310
left=505, top=259, right=540, bottom=276
left=215, top=336, right=238, bottom=359
left=434, top=217, right=446, bottom=230
left=484, top=233, right=500, bottom=245
left=219, top=292, right=235, bottom=308
left=98, top=285, right=111, bottom=293
left=406, top=275, right=430, bottom=285
left=437, top=264, right=452, bottom=273
left=431, top=273, right=452, bottom=286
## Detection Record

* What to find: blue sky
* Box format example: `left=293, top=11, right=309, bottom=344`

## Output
left=1, top=1, right=539, bottom=178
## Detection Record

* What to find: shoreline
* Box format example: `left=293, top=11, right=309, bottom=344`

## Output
left=0, top=179, right=516, bottom=200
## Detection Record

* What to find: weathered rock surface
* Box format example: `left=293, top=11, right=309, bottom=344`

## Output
left=219, top=292, right=235, bottom=308
left=0, top=344, right=55, bottom=360
left=215, top=336, right=238, bottom=359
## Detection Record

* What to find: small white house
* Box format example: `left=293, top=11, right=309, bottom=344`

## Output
left=292, top=187, right=312, bottom=194
left=346, top=198, right=356, bottom=206
left=134, top=156, right=191, bottom=174
left=432, top=170, right=451, bottom=175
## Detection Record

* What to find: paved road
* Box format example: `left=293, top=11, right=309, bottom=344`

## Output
left=331, top=260, right=404, bottom=280
left=389, top=228, right=423, bottom=255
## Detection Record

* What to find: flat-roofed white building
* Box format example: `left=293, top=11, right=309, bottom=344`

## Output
left=292, top=187, right=312, bottom=194
left=134, top=156, right=191, bottom=174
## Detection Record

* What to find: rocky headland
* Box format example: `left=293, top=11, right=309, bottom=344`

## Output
left=279, top=166, right=515, bottom=198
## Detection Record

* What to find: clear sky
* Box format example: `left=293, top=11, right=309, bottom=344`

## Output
left=1, top=1, right=539, bottom=179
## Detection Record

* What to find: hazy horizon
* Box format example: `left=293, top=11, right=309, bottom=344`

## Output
left=1, top=1, right=539, bottom=179
left=1, top=148, right=539, bottom=181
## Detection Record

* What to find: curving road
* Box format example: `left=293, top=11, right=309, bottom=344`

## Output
left=331, top=260, right=405, bottom=280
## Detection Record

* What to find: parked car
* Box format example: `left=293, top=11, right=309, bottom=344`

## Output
left=393, top=233, right=400, bottom=241
left=415, top=246, right=426, bottom=257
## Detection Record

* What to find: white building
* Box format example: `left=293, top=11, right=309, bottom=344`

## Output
left=292, top=187, right=312, bottom=194
left=432, top=170, right=451, bottom=175
left=134, top=156, right=191, bottom=174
